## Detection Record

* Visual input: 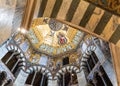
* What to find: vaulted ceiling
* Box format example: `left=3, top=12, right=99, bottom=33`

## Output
left=26, top=18, right=84, bottom=57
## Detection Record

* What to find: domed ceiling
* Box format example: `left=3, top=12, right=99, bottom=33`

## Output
left=26, top=17, right=84, bottom=57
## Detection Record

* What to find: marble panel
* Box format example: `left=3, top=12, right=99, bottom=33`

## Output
left=0, top=0, right=26, bottom=45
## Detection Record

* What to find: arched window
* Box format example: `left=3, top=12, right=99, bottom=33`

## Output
left=58, top=71, right=78, bottom=86
left=25, top=71, right=48, bottom=86
left=1, top=51, right=20, bottom=77
left=56, top=66, right=80, bottom=86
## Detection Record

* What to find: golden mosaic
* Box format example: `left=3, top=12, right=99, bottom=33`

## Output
left=26, top=18, right=84, bottom=56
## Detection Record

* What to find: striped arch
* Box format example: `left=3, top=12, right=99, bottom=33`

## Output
left=36, top=0, right=120, bottom=46
left=54, top=65, right=80, bottom=80
left=18, top=58, right=26, bottom=70
left=6, top=44, right=27, bottom=70
left=80, top=45, right=96, bottom=70
left=26, top=65, right=52, bottom=79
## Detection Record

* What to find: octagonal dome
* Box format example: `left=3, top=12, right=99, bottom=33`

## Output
left=26, top=17, right=84, bottom=57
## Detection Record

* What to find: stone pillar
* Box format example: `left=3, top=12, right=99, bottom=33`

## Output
left=63, top=73, right=65, bottom=86
left=91, top=54, right=96, bottom=64
left=31, top=71, right=37, bottom=85
left=98, top=72, right=107, bottom=86
left=40, top=75, right=44, bottom=86
left=77, top=70, right=87, bottom=86
left=14, top=70, right=29, bottom=86
left=5, top=52, right=15, bottom=64
left=70, top=72, right=73, bottom=85
left=11, top=59, right=20, bottom=72
left=86, top=61, right=91, bottom=71
left=48, top=79, right=58, bottom=86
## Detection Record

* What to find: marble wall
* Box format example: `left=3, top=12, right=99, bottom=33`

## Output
left=0, top=0, right=27, bottom=45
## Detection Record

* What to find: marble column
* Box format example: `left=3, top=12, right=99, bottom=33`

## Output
left=70, top=72, right=73, bottom=85
left=11, top=59, right=20, bottom=72
left=31, top=71, right=37, bottom=85
left=40, top=74, right=45, bottom=86
left=63, top=73, right=65, bottom=86
left=91, top=54, right=96, bottom=64
left=13, top=70, right=29, bottom=86
left=86, top=61, right=91, bottom=72
left=5, top=52, right=16, bottom=64
left=98, top=72, right=107, bottom=86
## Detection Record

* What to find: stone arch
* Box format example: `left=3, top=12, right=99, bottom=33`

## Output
left=80, top=45, right=96, bottom=70
left=3, top=44, right=27, bottom=74
left=54, top=65, right=80, bottom=80
left=25, top=65, right=52, bottom=86
left=26, top=65, right=52, bottom=79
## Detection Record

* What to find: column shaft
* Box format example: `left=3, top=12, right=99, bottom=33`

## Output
left=31, top=71, right=37, bottom=85
left=91, top=55, right=96, bottom=64
left=40, top=74, right=45, bottom=86
left=86, top=61, right=91, bottom=71
left=99, top=72, right=107, bottom=86
left=5, top=53, right=15, bottom=64
left=63, top=74, right=65, bottom=86
left=11, top=59, right=20, bottom=72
